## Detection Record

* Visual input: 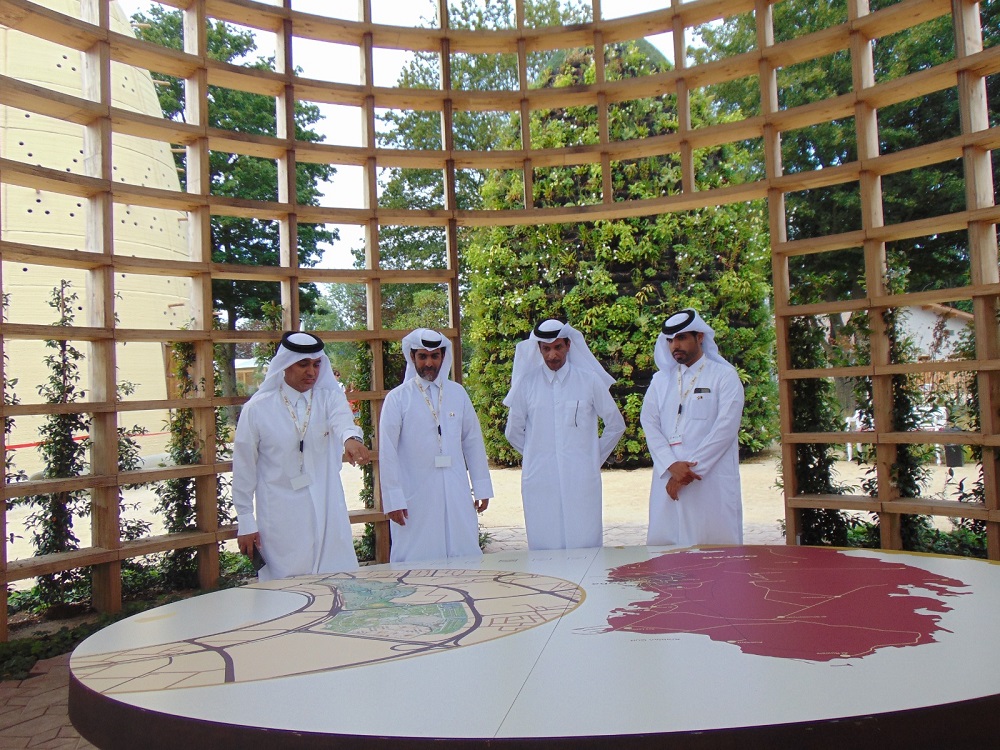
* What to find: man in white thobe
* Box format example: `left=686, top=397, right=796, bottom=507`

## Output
left=233, top=331, right=371, bottom=581
left=504, top=320, right=625, bottom=550
left=642, top=309, right=744, bottom=547
left=379, top=329, right=493, bottom=563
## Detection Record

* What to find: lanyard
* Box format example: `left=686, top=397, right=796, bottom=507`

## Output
left=415, top=377, right=444, bottom=454
left=280, top=384, right=313, bottom=469
left=673, top=359, right=707, bottom=434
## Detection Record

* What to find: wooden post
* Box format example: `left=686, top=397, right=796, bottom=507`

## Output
left=757, top=0, right=800, bottom=545
left=359, top=0, right=390, bottom=562
left=850, top=0, right=898, bottom=549
left=184, top=0, right=220, bottom=589
left=1, top=260, right=9, bottom=639
left=673, top=0, right=694, bottom=194
left=81, top=0, right=121, bottom=615
left=516, top=4, right=532, bottom=208
left=277, top=9, right=299, bottom=327
left=953, top=0, right=1000, bottom=560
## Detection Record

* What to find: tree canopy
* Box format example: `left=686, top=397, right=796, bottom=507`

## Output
left=350, top=0, right=592, bottom=344
left=133, top=7, right=336, bottom=397
left=694, top=0, right=999, bottom=303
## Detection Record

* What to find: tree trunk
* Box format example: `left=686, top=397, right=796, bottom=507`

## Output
left=220, top=314, right=240, bottom=426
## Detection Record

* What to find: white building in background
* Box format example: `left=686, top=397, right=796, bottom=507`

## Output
left=900, top=303, right=973, bottom=360
left=2, top=0, right=191, bottom=463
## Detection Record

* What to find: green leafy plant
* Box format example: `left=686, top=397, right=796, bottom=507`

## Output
left=6, top=286, right=171, bottom=613
left=2, top=293, right=26, bottom=488
left=465, top=40, right=776, bottom=467
left=352, top=342, right=377, bottom=563
left=784, top=315, right=853, bottom=546
left=10, top=281, right=91, bottom=607
left=847, top=277, right=934, bottom=551
left=153, top=333, right=234, bottom=589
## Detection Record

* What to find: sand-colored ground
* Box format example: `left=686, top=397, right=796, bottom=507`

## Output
left=248, top=452, right=792, bottom=541
left=347, top=450, right=980, bottom=549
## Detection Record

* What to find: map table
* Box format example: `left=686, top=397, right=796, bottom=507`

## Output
left=69, top=545, right=1000, bottom=748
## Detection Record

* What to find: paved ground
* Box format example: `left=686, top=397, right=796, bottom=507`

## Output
left=0, top=654, right=91, bottom=749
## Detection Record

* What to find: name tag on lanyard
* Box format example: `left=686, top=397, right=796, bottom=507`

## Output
left=671, top=361, right=706, bottom=448
left=417, top=379, right=451, bottom=469
left=281, top=385, right=313, bottom=489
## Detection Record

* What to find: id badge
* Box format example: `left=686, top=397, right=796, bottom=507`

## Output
left=290, top=473, right=312, bottom=490
left=435, top=454, right=453, bottom=468
left=668, top=434, right=683, bottom=446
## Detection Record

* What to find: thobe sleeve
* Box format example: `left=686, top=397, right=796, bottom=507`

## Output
left=640, top=377, right=681, bottom=482
left=595, top=380, right=625, bottom=466
left=460, top=388, right=494, bottom=500
left=377, top=391, right=408, bottom=514
left=686, top=366, right=744, bottom=475
left=324, top=386, right=363, bottom=446
left=232, top=405, right=260, bottom=536
left=503, top=384, right=527, bottom=455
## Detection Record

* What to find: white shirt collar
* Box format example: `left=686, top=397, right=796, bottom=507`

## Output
left=280, top=382, right=310, bottom=400
left=677, top=356, right=708, bottom=378
left=543, top=361, right=571, bottom=384
left=416, top=376, right=438, bottom=392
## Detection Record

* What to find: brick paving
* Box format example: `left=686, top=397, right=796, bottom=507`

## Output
left=0, top=655, right=93, bottom=749
left=1, top=521, right=782, bottom=747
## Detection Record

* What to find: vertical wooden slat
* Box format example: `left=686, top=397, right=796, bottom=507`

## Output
left=81, top=0, right=120, bottom=615
left=516, top=6, right=532, bottom=209
left=183, top=0, right=220, bottom=589
left=849, top=0, right=898, bottom=549
left=671, top=0, right=694, bottom=192
left=0, top=257, right=7, bottom=640
left=359, top=0, right=390, bottom=562
left=953, top=0, right=1000, bottom=559
left=439, top=20, right=462, bottom=380
left=757, top=0, right=798, bottom=545
left=593, top=29, right=612, bottom=204
left=277, top=9, right=299, bottom=328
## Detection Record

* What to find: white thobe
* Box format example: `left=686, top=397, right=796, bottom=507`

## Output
left=641, top=357, right=744, bottom=547
left=379, top=378, right=494, bottom=563
left=505, top=363, right=625, bottom=550
left=233, top=386, right=362, bottom=580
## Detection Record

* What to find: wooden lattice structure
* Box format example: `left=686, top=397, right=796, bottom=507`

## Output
left=1, top=0, right=998, bottom=641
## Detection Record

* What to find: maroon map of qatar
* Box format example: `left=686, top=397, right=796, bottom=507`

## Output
left=603, top=546, right=968, bottom=661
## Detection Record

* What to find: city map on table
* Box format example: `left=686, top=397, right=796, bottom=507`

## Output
left=71, top=568, right=585, bottom=695
left=599, top=545, right=969, bottom=661
left=73, top=546, right=972, bottom=699
left=69, top=546, right=1000, bottom=745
